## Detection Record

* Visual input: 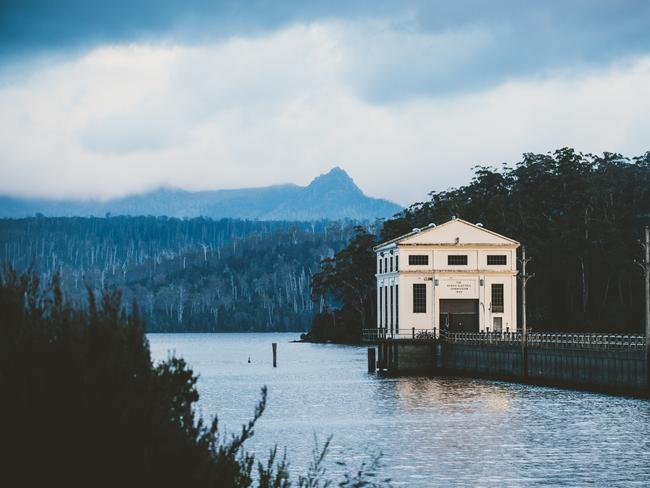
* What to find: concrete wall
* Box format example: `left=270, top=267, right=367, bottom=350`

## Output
left=526, top=347, right=647, bottom=392
left=441, top=344, right=524, bottom=377
left=378, top=341, right=437, bottom=373
left=382, top=341, right=649, bottom=396
left=395, top=341, right=437, bottom=373
left=395, top=273, right=432, bottom=330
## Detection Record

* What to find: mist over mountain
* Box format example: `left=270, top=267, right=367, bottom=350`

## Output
left=0, top=167, right=402, bottom=221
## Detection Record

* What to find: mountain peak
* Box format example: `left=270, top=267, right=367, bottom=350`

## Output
left=307, top=166, right=360, bottom=193
left=0, top=165, right=402, bottom=220
left=324, top=166, right=349, bottom=177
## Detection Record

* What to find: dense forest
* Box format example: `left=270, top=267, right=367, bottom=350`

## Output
left=0, top=269, right=391, bottom=487
left=0, top=217, right=361, bottom=332
left=308, top=148, right=650, bottom=342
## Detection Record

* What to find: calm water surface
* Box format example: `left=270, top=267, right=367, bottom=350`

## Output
left=148, top=333, right=650, bottom=487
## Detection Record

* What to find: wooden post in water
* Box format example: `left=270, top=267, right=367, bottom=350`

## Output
left=368, top=348, right=376, bottom=373
left=272, top=343, right=277, bottom=368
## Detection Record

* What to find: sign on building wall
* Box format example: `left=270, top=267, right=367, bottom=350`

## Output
left=440, top=279, right=476, bottom=297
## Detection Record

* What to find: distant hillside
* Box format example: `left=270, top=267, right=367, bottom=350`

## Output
left=0, top=167, right=402, bottom=221
left=0, top=216, right=359, bottom=332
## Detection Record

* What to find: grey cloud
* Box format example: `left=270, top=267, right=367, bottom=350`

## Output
left=0, top=0, right=385, bottom=60
left=340, top=1, right=650, bottom=102
left=2, top=1, right=650, bottom=101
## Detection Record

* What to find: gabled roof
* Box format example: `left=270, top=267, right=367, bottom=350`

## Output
left=374, top=218, right=519, bottom=251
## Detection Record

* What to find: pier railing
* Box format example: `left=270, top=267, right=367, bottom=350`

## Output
left=362, top=328, right=645, bottom=351
left=526, top=332, right=645, bottom=350
left=362, top=328, right=437, bottom=342
left=442, top=331, right=523, bottom=345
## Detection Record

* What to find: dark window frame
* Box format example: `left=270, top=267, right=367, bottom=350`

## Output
left=390, top=286, right=394, bottom=330
left=379, top=286, right=383, bottom=327
left=487, top=255, right=507, bottom=266
left=409, top=255, right=429, bottom=266
left=384, top=286, right=388, bottom=329
left=447, top=254, right=468, bottom=266
left=395, top=284, right=399, bottom=332
left=491, top=283, right=504, bottom=313
left=413, top=283, right=426, bottom=313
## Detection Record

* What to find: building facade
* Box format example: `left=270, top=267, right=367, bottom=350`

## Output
left=374, top=218, right=520, bottom=335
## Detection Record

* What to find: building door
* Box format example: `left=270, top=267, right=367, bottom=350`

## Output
left=493, top=317, right=503, bottom=332
left=439, top=299, right=479, bottom=332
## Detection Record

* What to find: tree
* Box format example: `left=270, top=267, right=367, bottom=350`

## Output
left=308, top=227, right=377, bottom=342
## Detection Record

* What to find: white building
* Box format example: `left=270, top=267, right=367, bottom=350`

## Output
left=374, top=218, right=520, bottom=335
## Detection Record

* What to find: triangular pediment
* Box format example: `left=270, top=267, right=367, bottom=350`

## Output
left=380, top=219, right=518, bottom=248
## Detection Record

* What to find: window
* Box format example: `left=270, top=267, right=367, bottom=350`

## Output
left=491, top=283, right=504, bottom=313
left=384, top=257, right=388, bottom=273
left=384, top=286, right=388, bottom=329
left=377, top=286, right=382, bottom=329
left=379, top=259, right=382, bottom=274
left=379, top=286, right=386, bottom=327
left=448, top=255, right=468, bottom=266
left=413, top=283, right=426, bottom=313
left=493, top=317, right=503, bottom=332
left=409, top=255, right=429, bottom=266
left=395, top=285, right=399, bottom=332
left=389, top=257, right=393, bottom=272
left=487, top=255, right=507, bottom=266
left=396, top=256, right=399, bottom=271
left=390, top=286, right=393, bottom=330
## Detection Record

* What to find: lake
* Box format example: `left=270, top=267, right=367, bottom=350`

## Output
left=148, top=333, right=650, bottom=487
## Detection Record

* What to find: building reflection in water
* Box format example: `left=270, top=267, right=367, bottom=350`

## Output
left=367, top=376, right=522, bottom=485
left=387, top=376, right=514, bottom=413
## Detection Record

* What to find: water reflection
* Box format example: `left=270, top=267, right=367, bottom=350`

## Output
left=149, top=333, right=650, bottom=487
left=389, top=377, right=515, bottom=413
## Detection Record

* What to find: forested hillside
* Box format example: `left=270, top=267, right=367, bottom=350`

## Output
left=0, top=217, right=359, bottom=332
left=309, top=149, right=650, bottom=342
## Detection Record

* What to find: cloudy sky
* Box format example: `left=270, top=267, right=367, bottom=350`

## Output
left=1, top=1, right=650, bottom=205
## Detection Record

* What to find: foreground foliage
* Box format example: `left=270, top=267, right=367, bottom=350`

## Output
left=310, top=149, right=650, bottom=340
left=0, top=270, right=391, bottom=488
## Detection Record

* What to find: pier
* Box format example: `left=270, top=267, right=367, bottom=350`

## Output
left=364, top=328, right=649, bottom=397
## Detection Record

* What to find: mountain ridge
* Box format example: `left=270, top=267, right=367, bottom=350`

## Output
left=0, top=167, right=402, bottom=221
